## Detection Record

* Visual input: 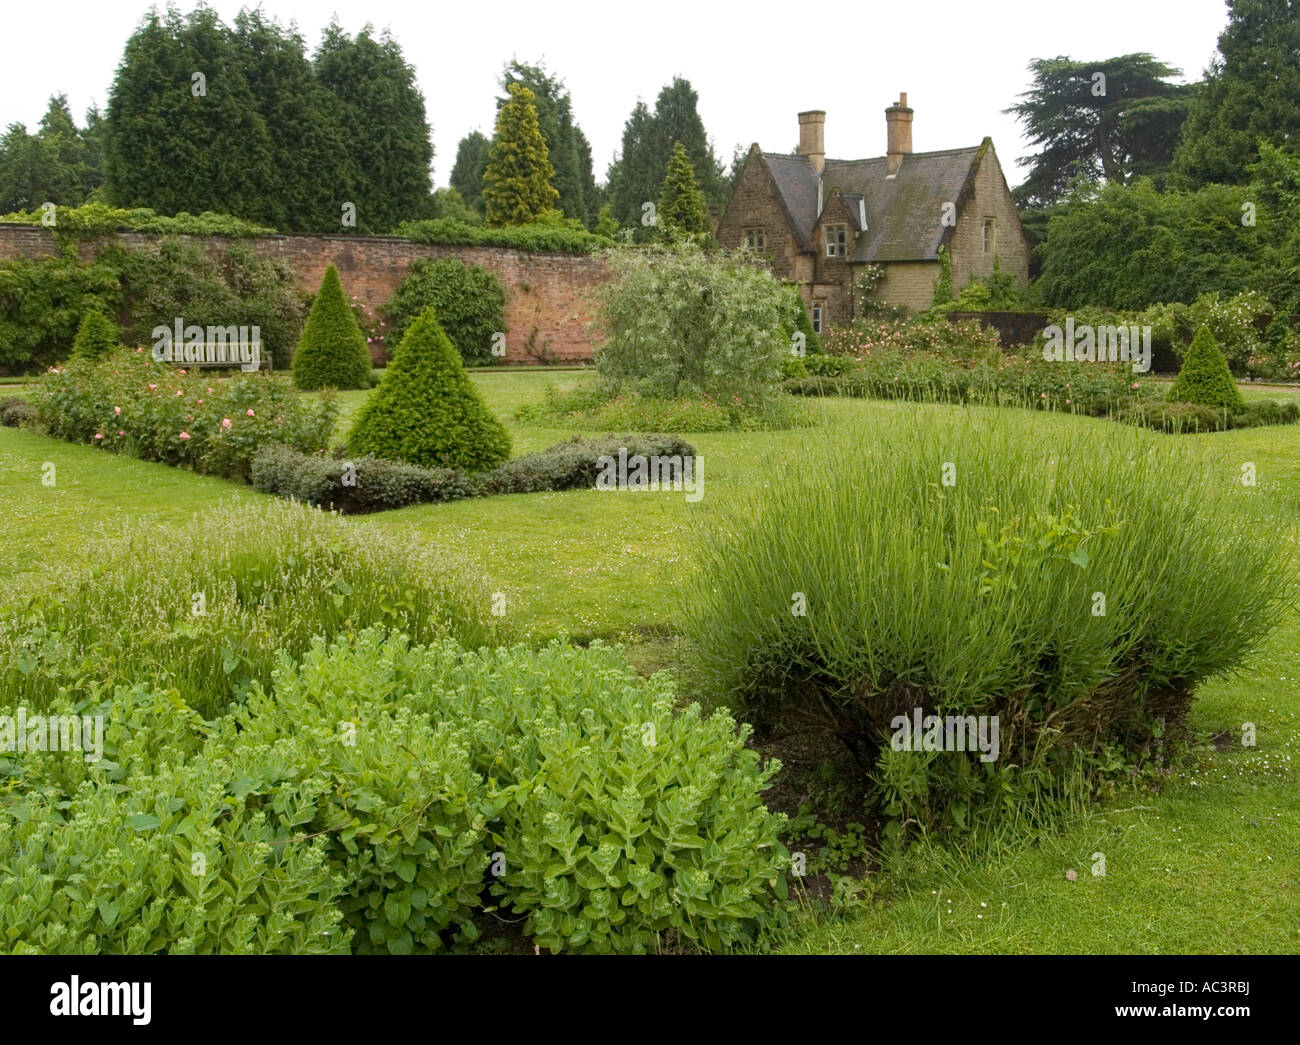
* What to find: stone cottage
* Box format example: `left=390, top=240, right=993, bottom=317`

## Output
left=716, top=94, right=1029, bottom=330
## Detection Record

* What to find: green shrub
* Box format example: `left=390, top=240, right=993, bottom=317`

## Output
left=0, top=251, right=123, bottom=369
left=292, top=265, right=373, bottom=390
left=69, top=310, right=120, bottom=359
left=251, top=444, right=478, bottom=513
left=255, top=630, right=792, bottom=953
left=804, top=354, right=856, bottom=377
left=349, top=308, right=511, bottom=471
left=118, top=238, right=305, bottom=369
left=679, top=407, right=1288, bottom=836
left=479, top=434, right=697, bottom=495
left=216, top=657, right=498, bottom=954
left=381, top=257, right=506, bottom=366
left=0, top=689, right=345, bottom=955
left=1168, top=325, right=1244, bottom=409
left=393, top=217, right=614, bottom=254
left=592, top=242, right=789, bottom=402
left=0, top=201, right=275, bottom=237
left=0, top=500, right=511, bottom=718
left=0, top=396, right=35, bottom=427
left=31, top=347, right=337, bottom=482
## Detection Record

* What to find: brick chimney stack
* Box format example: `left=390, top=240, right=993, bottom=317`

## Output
left=885, top=93, right=913, bottom=176
left=798, top=110, right=826, bottom=176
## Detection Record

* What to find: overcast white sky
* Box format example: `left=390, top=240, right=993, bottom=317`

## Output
left=1, top=0, right=1232, bottom=190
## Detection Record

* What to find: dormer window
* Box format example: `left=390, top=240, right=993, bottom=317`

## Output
left=743, top=226, right=766, bottom=251
left=826, top=224, right=847, bottom=257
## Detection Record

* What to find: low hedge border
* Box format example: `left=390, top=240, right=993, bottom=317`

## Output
left=252, top=434, right=699, bottom=514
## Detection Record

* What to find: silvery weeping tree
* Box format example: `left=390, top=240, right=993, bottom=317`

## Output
left=591, top=242, right=790, bottom=404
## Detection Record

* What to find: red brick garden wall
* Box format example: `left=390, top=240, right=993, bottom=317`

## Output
left=0, top=225, right=607, bottom=364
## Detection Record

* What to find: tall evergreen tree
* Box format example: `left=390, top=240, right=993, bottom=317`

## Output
left=1006, top=54, right=1191, bottom=207
left=1172, top=0, right=1300, bottom=186
left=233, top=10, right=357, bottom=231
left=482, top=82, right=558, bottom=226
left=657, top=141, right=712, bottom=241
left=104, top=6, right=276, bottom=220
left=606, top=79, right=726, bottom=239
left=313, top=22, right=434, bottom=232
left=498, top=61, right=594, bottom=227
left=449, top=130, right=491, bottom=215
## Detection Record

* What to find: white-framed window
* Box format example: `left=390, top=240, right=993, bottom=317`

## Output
left=811, top=306, right=822, bottom=334
left=983, top=219, right=995, bottom=255
left=825, top=224, right=847, bottom=257
left=743, top=226, right=765, bottom=251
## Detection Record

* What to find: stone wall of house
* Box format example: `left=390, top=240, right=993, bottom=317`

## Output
left=0, top=225, right=607, bottom=364
left=866, top=260, right=939, bottom=313
left=715, top=151, right=800, bottom=281
left=947, top=143, right=1030, bottom=291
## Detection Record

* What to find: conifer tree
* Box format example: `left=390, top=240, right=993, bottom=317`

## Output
left=656, top=142, right=712, bottom=242
left=482, top=83, right=559, bottom=227
left=292, top=264, right=373, bottom=390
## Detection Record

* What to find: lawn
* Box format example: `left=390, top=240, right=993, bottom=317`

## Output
left=1, top=368, right=1297, bottom=953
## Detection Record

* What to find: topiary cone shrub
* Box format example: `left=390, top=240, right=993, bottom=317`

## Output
left=292, top=264, right=373, bottom=390
left=348, top=306, right=511, bottom=471
left=1168, top=324, right=1244, bottom=410
left=70, top=310, right=120, bottom=360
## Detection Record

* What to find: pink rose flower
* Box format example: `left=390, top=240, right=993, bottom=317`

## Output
left=114, top=406, right=121, bottom=415
left=94, top=433, right=103, bottom=440
left=221, top=418, right=232, bottom=429
left=179, top=431, right=191, bottom=440
left=246, top=409, right=255, bottom=417
left=148, top=384, right=158, bottom=390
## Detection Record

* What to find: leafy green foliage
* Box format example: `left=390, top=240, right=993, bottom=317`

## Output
left=349, top=308, right=511, bottom=471
left=593, top=242, right=789, bottom=402
left=292, top=264, right=372, bottom=390
left=116, top=237, right=304, bottom=368
left=498, top=61, right=596, bottom=228
left=931, top=245, right=953, bottom=306
left=483, top=83, right=559, bottom=227
left=251, top=444, right=478, bottom=512
left=450, top=131, right=492, bottom=216
left=394, top=217, right=612, bottom=253
left=478, top=434, right=697, bottom=495
left=680, top=408, right=1289, bottom=835
left=656, top=141, right=712, bottom=242
left=0, top=201, right=274, bottom=237
left=0, top=500, right=510, bottom=719
left=1006, top=54, right=1190, bottom=206
left=31, top=346, right=338, bottom=480
left=0, top=686, right=346, bottom=955
left=0, top=250, right=122, bottom=368
left=1168, top=324, right=1244, bottom=409
left=70, top=310, right=119, bottom=359
left=1172, top=0, right=1300, bottom=187
left=381, top=257, right=506, bottom=365
left=0, top=95, right=103, bottom=213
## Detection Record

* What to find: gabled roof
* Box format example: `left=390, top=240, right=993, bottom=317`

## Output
left=758, top=142, right=987, bottom=262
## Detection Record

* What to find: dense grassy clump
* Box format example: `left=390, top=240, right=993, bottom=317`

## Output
left=1116, top=398, right=1300, bottom=432
left=679, top=407, right=1289, bottom=836
left=292, top=265, right=374, bottom=391
left=1168, top=325, right=1245, bottom=410
left=1, top=630, right=790, bottom=955
left=70, top=311, right=120, bottom=359
left=0, top=500, right=510, bottom=718
left=349, top=308, right=511, bottom=471
left=30, top=347, right=337, bottom=482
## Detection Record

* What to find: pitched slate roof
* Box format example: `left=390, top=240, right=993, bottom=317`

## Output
left=760, top=143, right=987, bottom=262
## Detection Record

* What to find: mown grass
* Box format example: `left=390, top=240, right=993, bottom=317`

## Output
left=2, top=370, right=1298, bottom=953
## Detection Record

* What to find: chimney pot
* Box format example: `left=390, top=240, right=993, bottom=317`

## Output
left=798, top=109, right=826, bottom=177
left=886, top=92, right=913, bottom=176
